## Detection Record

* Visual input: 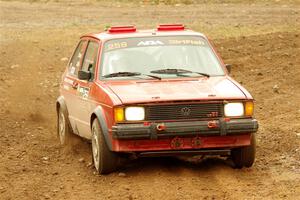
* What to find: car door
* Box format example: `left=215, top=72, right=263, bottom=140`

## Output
left=74, top=39, right=100, bottom=139
left=62, top=39, right=88, bottom=135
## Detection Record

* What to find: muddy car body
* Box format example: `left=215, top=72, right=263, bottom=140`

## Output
left=56, top=24, right=258, bottom=174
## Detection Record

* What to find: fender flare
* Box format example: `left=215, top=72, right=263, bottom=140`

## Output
left=56, top=96, right=68, bottom=114
left=91, top=106, right=113, bottom=151
left=56, top=96, right=73, bottom=133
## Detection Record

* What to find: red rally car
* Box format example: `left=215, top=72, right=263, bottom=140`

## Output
left=56, top=24, right=258, bottom=174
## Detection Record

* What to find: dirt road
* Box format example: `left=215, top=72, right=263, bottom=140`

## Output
left=0, top=1, right=300, bottom=199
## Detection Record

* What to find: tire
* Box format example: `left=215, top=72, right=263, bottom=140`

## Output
left=91, top=119, right=120, bottom=174
left=231, top=133, right=256, bottom=168
left=57, top=107, right=72, bottom=145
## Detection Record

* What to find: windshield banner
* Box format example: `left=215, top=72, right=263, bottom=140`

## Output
left=105, top=36, right=207, bottom=52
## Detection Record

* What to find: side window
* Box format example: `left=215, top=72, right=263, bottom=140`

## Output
left=68, top=40, right=87, bottom=76
left=81, top=41, right=99, bottom=80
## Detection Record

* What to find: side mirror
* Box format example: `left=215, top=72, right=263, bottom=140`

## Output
left=225, top=64, right=232, bottom=74
left=78, top=70, right=91, bottom=80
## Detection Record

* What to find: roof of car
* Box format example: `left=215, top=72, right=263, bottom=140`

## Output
left=81, top=27, right=206, bottom=41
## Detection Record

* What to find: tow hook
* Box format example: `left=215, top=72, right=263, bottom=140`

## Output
left=207, top=120, right=218, bottom=129
left=156, top=123, right=166, bottom=131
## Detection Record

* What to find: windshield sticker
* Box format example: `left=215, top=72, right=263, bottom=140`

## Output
left=107, top=42, right=128, bottom=51
left=168, top=39, right=205, bottom=45
left=137, top=40, right=164, bottom=46
left=104, top=36, right=207, bottom=52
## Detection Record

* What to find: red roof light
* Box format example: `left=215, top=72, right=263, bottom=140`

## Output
left=108, top=25, right=136, bottom=34
left=157, top=24, right=185, bottom=31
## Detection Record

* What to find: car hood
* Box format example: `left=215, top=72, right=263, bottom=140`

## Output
left=105, top=77, right=247, bottom=104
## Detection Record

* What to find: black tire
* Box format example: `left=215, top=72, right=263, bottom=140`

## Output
left=57, top=107, right=72, bottom=145
left=231, top=133, right=256, bottom=168
left=91, top=119, right=120, bottom=174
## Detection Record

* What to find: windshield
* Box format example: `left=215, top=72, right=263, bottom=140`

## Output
left=100, top=36, right=225, bottom=80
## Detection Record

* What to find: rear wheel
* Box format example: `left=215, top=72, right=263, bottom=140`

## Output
left=91, top=119, right=120, bottom=174
left=231, top=133, right=256, bottom=168
left=57, top=107, right=72, bottom=145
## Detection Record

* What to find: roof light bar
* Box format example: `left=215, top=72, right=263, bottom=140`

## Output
left=108, top=25, right=136, bottom=33
left=157, top=24, right=185, bottom=31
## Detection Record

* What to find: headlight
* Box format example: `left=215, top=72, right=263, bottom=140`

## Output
left=224, top=102, right=244, bottom=117
left=125, top=107, right=145, bottom=121
left=114, top=106, right=145, bottom=122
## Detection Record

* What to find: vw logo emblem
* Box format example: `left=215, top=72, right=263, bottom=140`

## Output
left=180, top=107, right=191, bottom=116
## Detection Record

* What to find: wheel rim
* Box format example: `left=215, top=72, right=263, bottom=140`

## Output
left=58, top=111, right=65, bottom=144
left=92, top=127, right=100, bottom=171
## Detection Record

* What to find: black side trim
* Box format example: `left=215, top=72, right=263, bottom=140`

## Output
left=226, top=119, right=259, bottom=134
left=93, top=106, right=113, bottom=150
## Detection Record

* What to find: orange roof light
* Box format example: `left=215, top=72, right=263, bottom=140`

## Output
left=157, top=24, right=185, bottom=31
left=108, top=25, right=136, bottom=34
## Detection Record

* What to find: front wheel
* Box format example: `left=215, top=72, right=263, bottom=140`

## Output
left=91, top=119, right=120, bottom=174
left=231, top=133, right=256, bottom=168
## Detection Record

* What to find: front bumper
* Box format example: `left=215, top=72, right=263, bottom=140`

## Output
left=112, top=118, right=258, bottom=140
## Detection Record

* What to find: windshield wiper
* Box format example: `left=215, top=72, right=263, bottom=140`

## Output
left=103, top=71, right=161, bottom=80
left=103, top=72, right=141, bottom=78
left=150, top=68, right=210, bottom=78
left=143, top=74, right=162, bottom=80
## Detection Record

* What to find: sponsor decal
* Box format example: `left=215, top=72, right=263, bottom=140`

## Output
left=107, top=42, right=128, bottom=50
left=168, top=39, right=205, bottom=45
left=170, top=137, right=184, bottom=149
left=77, top=86, right=90, bottom=100
left=104, top=36, right=208, bottom=52
left=137, top=40, right=164, bottom=46
left=64, top=77, right=74, bottom=85
left=191, top=136, right=202, bottom=147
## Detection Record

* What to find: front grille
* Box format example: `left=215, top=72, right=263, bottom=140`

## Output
left=146, top=102, right=223, bottom=121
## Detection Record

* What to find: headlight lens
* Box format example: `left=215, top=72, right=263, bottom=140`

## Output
left=224, top=102, right=244, bottom=117
left=125, top=107, right=145, bottom=121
